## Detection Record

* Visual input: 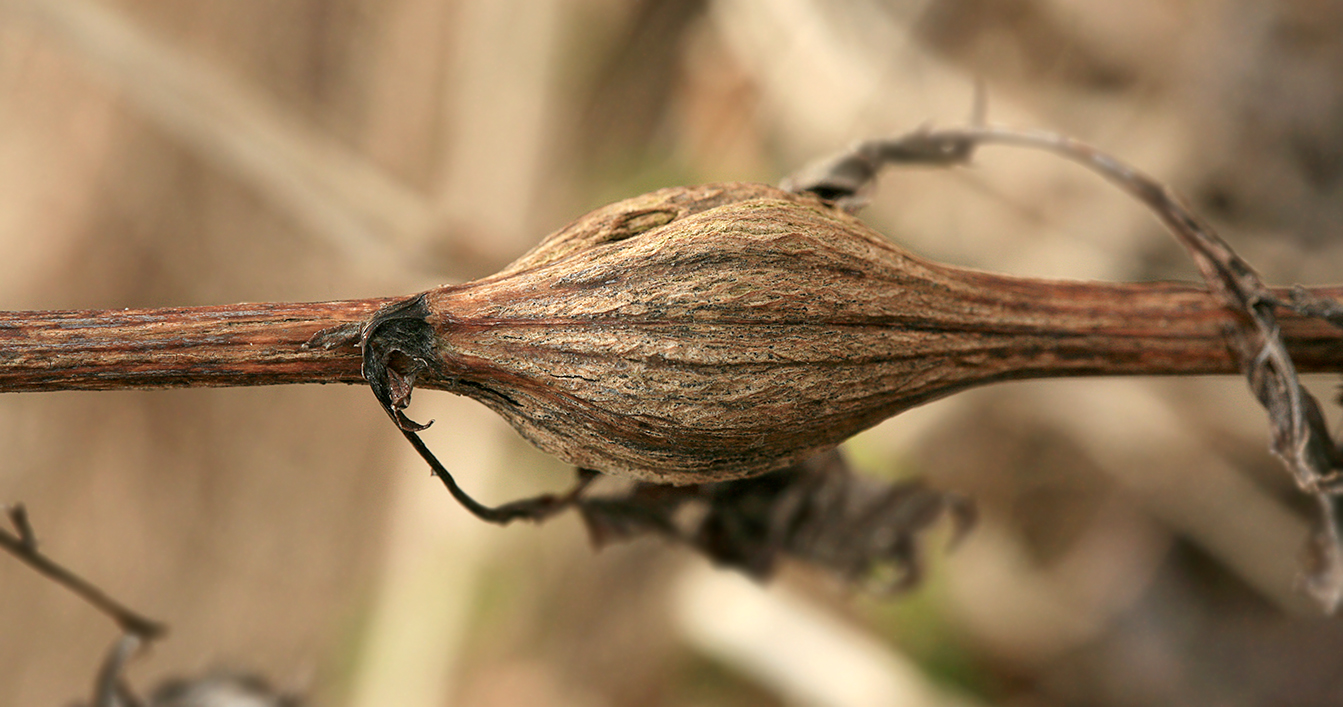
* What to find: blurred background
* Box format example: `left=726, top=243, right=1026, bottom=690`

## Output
left=3, top=0, right=1343, bottom=704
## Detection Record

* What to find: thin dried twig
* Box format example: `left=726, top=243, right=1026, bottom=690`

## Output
left=0, top=504, right=167, bottom=639
left=2, top=507, right=302, bottom=706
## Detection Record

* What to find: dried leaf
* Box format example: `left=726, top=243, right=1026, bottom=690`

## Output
left=576, top=449, right=973, bottom=591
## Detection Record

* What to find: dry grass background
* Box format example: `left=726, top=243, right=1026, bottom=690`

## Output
left=3, top=0, right=1343, bottom=705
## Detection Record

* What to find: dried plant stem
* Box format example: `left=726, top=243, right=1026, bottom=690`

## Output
left=0, top=299, right=391, bottom=392
left=0, top=285, right=1339, bottom=395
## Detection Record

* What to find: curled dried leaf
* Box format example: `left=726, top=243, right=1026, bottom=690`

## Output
left=576, top=449, right=973, bottom=590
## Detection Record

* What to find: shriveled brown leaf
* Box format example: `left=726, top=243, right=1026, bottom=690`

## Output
left=576, top=449, right=973, bottom=591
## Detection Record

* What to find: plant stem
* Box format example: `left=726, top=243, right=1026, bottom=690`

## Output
left=932, top=273, right=1343, bottom=382
left=0, top=299, right=391, bottom=392
left=0, top=505, right=167, bottom=639
left=0, top=283, right=1337, bottom=396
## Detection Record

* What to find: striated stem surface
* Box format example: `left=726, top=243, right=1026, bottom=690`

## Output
left=0, top=299, right=391, bottom=392
left=1, top=284, right=1335, bottom=395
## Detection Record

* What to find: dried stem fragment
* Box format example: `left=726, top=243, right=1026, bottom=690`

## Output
left=0, top=300, right=390, bottom=391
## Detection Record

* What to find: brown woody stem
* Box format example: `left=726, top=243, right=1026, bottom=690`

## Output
left=0, top=299, right=391, bottom=392
left=933, top=274, right=1343, bottom=381
left=0, top=284, right=1338, bottom=396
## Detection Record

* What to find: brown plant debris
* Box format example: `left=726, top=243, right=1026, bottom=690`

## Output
left=1, top=114, right=1340, bottom=603
left=575, top=448, right=975, bottom=592
left=357, top=122, right=1343, bottom=607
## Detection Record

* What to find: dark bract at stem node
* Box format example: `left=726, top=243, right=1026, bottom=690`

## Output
left=360, top=294, right=438, bottom=432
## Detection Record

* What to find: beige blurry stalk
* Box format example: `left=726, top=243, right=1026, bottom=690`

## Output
left=2, top=182, right=1341, bottom=484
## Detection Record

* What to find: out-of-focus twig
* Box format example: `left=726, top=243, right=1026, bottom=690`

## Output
left=0, top=504, right=166, bottom=640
